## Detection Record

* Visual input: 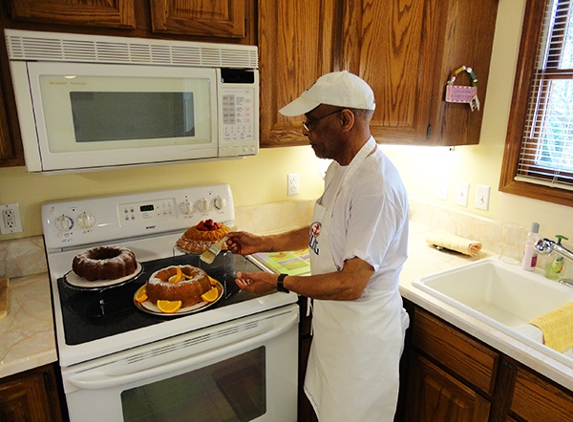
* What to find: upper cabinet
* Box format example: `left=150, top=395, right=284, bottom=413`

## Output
left=258, top=0, right=339, bottom=147
left=5, top=0, right=253, bottom=43
left=259, top=0, right=498, bottom=147
left=149, top=0, right=246, bottom=39
left=6, top=0, right=137, bottom=29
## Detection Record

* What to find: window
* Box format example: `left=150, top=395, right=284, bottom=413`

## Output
left=500, top=0, right=573, bottom=207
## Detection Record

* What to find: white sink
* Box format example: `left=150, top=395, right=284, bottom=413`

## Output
left=413, top=257, right=573, bottom=367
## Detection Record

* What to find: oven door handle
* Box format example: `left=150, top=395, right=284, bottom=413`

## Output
left=68, top=310, right=297, bottom=390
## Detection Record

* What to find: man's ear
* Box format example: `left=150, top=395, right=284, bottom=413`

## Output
left=340, top=109, right=354, bottom=131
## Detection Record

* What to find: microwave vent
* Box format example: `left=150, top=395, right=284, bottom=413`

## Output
left=5, top=30, right=258, bottom=69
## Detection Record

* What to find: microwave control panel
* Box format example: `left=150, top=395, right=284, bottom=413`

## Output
left=220, top=87, right=258, bottom=157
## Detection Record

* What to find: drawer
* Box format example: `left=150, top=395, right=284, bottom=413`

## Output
left=510, top=362, right=573, bottom=421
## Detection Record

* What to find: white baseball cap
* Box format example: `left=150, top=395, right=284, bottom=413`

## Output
left=279, top=71, right=376, bottom=116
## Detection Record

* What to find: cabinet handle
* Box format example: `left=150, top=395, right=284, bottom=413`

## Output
left=426, top=124, right=432, bottom=139
left=43, top=370, right=53, bottom=392
left=502, top=360, right=516, bottom=372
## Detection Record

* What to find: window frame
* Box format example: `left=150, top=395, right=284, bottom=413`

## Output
left=500, top=0, right=573, bottom=207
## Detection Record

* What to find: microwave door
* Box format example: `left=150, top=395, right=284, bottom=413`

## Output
left=25, top=62, right=219, bottom=172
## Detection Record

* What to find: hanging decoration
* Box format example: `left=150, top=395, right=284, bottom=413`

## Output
left=445, top=65, right=480, bottom=111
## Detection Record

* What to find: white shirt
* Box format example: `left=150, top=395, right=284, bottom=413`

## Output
left=321, top=144, right=409, bottom=290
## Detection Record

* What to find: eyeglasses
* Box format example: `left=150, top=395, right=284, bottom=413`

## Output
left=302, top=109, right=343, bottom=131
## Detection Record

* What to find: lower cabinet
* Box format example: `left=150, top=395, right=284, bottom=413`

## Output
left=399, top=299, right=573, bottom=422
left=0, top=364, right=64, bottom=422
left=406, top=352, right=491, bottom=421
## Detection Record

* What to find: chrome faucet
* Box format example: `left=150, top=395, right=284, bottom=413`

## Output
left=534, top=238, right=573, bottom=287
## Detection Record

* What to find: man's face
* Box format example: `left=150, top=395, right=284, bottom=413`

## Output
left=302, top=106, right=344, bottom=160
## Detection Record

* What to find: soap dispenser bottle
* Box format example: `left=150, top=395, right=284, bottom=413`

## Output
left=521, top=222, right=540, bottom=271
left=545, top=235, right=569, bottom=280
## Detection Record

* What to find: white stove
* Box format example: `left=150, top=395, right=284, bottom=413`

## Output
left=42, top=184, right=299, bottom=422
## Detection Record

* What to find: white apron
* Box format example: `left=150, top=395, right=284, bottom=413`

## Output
left=304, top=137, right=408, bottom=422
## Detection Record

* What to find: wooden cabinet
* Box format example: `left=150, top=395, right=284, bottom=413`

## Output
left=407, top=352, right=491, bottom=421
left=404, top=305, right=498, bottom=421
left=258, top=0, right=339, bottom=147
left=509, top=362, right=573, bottom=422
left=0, top=83, right=16, bottom=164
left=0, top=364, right=64, bottom=422
left=149, top=0, right=247, bottom=39
left=5, top=0, right=253, bottom=42
left=6, top=0, right=137, bottom=29
left=258, top=0, right=498, bottom=147
left=0, top=16, right=23, bottom=167
left=399, top=301, right=573, bottom=422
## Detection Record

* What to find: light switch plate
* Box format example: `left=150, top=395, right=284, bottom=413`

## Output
left=475, top=184, right=491, bottom=210
left=435, top=179, right=448, bottom=200
left=455, top=182, right=470, bottom=207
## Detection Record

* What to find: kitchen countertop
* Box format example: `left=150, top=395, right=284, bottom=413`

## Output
left=0, top=273, right=57, bottom=379
left=2, top=222, right=572, bottom=392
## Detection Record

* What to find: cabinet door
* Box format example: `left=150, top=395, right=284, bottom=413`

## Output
left=0, top=365, right=63, bottom=422
left=7, top=0, right=136, bottom=28
left=339, top=0, right=497, bottom=146
left=150, top=0, right=247, bottom=38
left=0, top=70, right=22, bottom=166
left=0, top=98, right=13, bottom=162
left=405, top=352, right=491, bottom=422
left=258, top=0, right=339, bottom=147
left=340, top=0, right=442, bottom=145
left=428, top=0, right=498, bottom=146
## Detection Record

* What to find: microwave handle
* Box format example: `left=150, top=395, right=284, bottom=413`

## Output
left=68, top=310, right=297, bottom=390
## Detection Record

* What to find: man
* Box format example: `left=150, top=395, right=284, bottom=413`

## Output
left=227, top=71, right=409, bottom=421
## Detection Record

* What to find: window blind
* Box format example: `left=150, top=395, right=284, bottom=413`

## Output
left=517, top=0, right=573, bottom=190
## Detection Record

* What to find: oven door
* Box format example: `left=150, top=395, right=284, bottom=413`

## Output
left=62, top=304, right=298, bottom=422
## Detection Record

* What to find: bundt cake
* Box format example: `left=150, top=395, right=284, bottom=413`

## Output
left=146, top=265, right=212, bottom=307
left=72, top=246, right=137, bottom=281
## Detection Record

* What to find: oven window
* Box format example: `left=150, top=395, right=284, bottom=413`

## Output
left=121, top=347, right=266, bottom=422
left=70, top=92, right=196, bottom=142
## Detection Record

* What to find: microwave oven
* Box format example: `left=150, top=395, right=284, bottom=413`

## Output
left=5, top=30, right=259, bottom=173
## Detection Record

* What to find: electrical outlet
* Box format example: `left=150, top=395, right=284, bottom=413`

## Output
left=287, top=173, right=299, bottom=196
left=455, top=182, right=470, bottom=207
left=0, top=203, right=23, bottom=234
left=475, top=184, right=491, bottom=210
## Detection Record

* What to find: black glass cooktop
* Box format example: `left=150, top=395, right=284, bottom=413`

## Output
left=55, top=253, right=264, bottom=346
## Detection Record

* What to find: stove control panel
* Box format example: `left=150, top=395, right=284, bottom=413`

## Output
left=42, top=184, right=234, bottom=250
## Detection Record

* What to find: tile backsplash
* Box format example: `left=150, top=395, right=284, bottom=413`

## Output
left=0, top=197, right=528, bottom=279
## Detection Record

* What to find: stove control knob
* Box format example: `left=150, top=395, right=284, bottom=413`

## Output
left=179, top=200, right=196, bottom=215
left=214, top=196, right=227, bottom=210
left=197, top=198, right=212, bottom=213
left=77, top=212, right=95, bottom=229
left=55, top=214, right=74, bottom=232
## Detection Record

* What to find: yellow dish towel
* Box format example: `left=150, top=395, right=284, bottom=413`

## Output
left=529, top=302, right=573, bottom=353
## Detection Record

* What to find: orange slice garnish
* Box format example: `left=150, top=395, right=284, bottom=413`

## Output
left=201, top=287, right=219, bottom=303
left=156, top=299, right=182, bottom=313
left=168, top=267, right=183, bottom=283
left=134, top=286, right=147, bottom=303
left=208, top=276, right=218, bottom=286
